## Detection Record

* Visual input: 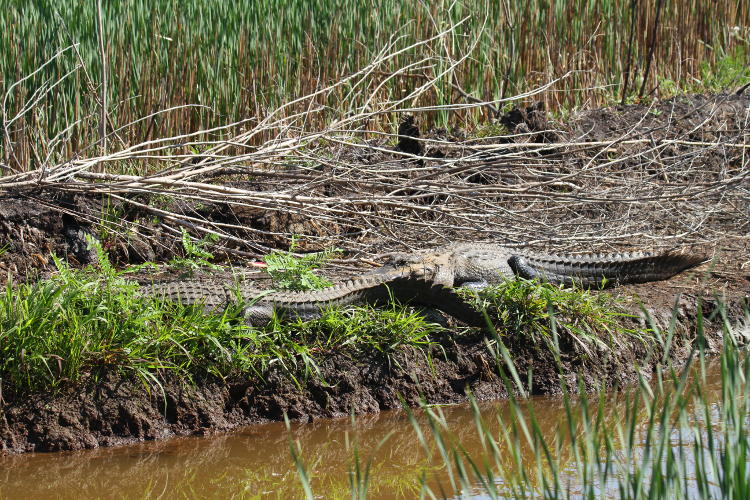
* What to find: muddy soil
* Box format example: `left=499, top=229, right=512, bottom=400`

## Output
left=1, top=93, right=749, bottom=454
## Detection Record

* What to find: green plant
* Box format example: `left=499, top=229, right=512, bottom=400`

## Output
left=699, top=45, right=750, bottom=91
left=168, top=228, right=222, bottom=273
left=0, top=237, right=442, bottom=395
left=657, top=78, right=679, bottom=98
left=466, top=278, right=646, bottom=357
left=474, top=122, right=509, bottom=138
left=263, top=236, right=341, bottom=291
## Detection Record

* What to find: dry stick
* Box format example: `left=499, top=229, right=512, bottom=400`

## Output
left=205, top=21, right=473, bottom=160
left=185, top=24, right=554, bottom=183
left=4, top=137, right=745, bottom=219
left=1, top=46, right=80, bottom=173
left=44, top=36, right=566, bottom=187
left=408, top=139, right=750, bottom=151
left=73, top=104, right=214, bottom=163
left=70, top=172, right=496, bottom=220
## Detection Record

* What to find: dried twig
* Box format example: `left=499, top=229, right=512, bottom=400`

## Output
left=0, top=20, right=747, bottom=258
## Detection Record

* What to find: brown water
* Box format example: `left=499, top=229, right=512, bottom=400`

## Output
left=0, top=362, right=728, bottom=500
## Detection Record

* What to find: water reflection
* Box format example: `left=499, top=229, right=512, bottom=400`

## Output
left=0, top=360, right=729, bottom=499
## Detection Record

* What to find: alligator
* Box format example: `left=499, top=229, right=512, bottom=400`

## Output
left=142, top=265, right=487, bottom=327
left=143, top=243, right=707, bottom=326
left=374, top=243, right=707, bottom=289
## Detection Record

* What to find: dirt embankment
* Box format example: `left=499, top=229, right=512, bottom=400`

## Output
left=1, top=93, right=749, bottom=454
left=0, top=294, right=745, bottom=454
left=1, top=286, right=748, bottom=455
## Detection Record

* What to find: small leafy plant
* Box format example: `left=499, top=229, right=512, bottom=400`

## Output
left=168, top=228, right=222, bottom=273
left=263, top=236, right=341, bottom=291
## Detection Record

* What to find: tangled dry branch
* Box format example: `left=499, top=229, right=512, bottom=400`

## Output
left=1, top=21, right=748, bottom=258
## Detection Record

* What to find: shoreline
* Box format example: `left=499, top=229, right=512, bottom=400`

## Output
left=2, top=291, right=747, bottom=455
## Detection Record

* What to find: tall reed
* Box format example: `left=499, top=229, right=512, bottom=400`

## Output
left=291, top=304, right=750, bottom=498
left=1, top=0, right=748, bottom=169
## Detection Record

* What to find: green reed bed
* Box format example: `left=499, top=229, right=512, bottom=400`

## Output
left=290, top=304, right=750, bottom=499
left=2, top=0, right=748, bottom=169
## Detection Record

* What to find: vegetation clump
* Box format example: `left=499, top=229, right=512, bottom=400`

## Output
left=167, top=228, right=222, bottom=273
left=263, top=237, right=342, bottom=291
left=470, top=278, right=648, bottom=356
left=0, top=247, right=439, bottom=394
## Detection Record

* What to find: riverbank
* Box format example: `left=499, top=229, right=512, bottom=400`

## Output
left=1, top=281, right=747, bottom=454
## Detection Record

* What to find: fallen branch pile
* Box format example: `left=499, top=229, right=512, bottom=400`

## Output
left=1, top=22, right=748, bottom=258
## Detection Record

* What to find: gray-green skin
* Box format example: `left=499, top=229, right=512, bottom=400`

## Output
left=376, top=243, right=707, bottom=289
left=144, top=243, right=706, bottom=327
left=143, top=265, right=487, bottom=327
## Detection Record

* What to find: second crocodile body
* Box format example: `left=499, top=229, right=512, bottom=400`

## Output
left=143, top=265, right=486, bottom=327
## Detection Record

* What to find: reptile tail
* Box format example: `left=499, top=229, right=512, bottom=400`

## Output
left=265, top=275, right=487, bottom=328
left=508, top=251, right=707, bottom=288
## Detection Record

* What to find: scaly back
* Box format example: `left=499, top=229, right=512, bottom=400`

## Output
left=509, top=251, right=708, bottom=288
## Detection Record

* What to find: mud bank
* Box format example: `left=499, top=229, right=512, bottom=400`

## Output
left=1, top=291, right=747, bottom=455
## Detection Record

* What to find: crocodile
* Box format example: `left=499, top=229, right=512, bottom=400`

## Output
left=375, top=243, right=707, bottom=289
left=144, top=243, right=706, bottom=327
left=142, top=265, right=487, bottom=327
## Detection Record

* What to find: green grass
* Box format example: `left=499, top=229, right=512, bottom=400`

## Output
left=2, top=1, right=748, bottom=169
left=0, top=253, right=442, bottom=394
left=290, top=302, right=750, bottom=499
left=468, top=277, right=649, bottom=360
